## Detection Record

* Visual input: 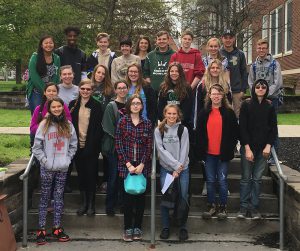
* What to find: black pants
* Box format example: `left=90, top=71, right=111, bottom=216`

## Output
left=123, top=190, right=146, bottom=230
left=75, top=148, right=98, bottom=193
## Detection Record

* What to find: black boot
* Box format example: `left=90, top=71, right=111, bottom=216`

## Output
left=87, top=192, right=96, bottom=217
left=77, top=191, right=88, bottom=216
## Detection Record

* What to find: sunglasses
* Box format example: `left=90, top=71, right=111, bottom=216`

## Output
left=80, top=87, right=92, bottom=91
left=255, top=84, right=267, bottom=90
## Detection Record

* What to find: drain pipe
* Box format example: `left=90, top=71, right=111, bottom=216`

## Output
left=150, top=143, right=156, bottom=249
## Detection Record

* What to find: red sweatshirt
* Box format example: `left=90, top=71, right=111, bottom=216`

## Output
left=169, top=48, right=205, bottom=85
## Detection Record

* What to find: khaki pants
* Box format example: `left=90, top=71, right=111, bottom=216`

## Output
left=232, top=92, right=244, bottom=118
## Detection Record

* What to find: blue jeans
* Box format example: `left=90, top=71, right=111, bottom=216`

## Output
left=240, top=146, right=267, bottom=209
left=28, top=90, right=43, bottom=115
left=205, top=154, right=228, bottom=205
left=106, top=151, right=119, bottom=211
left=160, top=166, right=189, bottom=229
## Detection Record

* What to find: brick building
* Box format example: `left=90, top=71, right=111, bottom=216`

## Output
left=240, top=0, right=300, bottom=93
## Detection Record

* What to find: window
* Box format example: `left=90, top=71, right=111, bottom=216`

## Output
left=285, top=0, right=292, bottom=52
left=270, top=5, right=283, bottom=55
left=262, top=15, right=268, bottom=39
left=242, top=25, right=252, bottom=64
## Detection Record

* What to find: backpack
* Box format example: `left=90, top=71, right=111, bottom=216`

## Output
left=160, top=124, right=184, bottom=149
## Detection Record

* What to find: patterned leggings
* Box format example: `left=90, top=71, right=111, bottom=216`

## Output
left=38, top=166, right=67, bottom=228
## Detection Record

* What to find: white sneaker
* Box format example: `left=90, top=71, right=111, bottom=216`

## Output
left=202, top=182, right=207, bottom=196
left=227, top=190, right=230, bottom=196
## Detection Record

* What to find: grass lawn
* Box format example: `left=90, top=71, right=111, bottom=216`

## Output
left=0, top=109, right=31, bottom=127
left=0, top=134, right=30, bottom=167
left=277, top=113, right=300, bottom=125
left=0, top=81, right=26, bottom=92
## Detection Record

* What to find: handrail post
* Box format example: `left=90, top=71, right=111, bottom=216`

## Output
left=22, top=177, right=28, bottom=247
left=271, top=147, right=285, bottom=250
left=150, top=143, right=156, bottom=249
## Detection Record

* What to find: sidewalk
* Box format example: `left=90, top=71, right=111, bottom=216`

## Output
left=0, top=126, right=299, bottom=137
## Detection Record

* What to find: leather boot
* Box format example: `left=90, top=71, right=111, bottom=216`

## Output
left=87, top=191, right=96, bottom=216
left=77, top=191, right=88, bottom=216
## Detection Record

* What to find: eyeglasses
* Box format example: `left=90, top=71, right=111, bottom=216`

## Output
left=131, top=102, right=142, bottom=106
left=80, top=87, right=92, bottom=91
left=255, top=84, right=267, bottom=90
left=117, top=87, right=128, bottom=90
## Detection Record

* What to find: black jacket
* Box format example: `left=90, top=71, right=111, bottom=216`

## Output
left=195, top=106, right=238, bottom=161
left=158, top=85, right=193, bottom=128
left=69, top=97, right=103, bottom=156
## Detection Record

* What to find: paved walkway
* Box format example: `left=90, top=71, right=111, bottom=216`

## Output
left=0, top=125, right=299, bottom=137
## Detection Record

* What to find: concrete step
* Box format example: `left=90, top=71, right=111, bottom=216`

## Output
left=27, top=209, right=279, bottom=234
left=31, top=192, right=279, bottom=214
left=68, top=173, right=275, bottom=194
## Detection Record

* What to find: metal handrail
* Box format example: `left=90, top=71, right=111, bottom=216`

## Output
left=271, top=146, right=287, bottom=251
left=150, top=142, right=156, bottom=249
left=19, top=154, right=35, bottom=248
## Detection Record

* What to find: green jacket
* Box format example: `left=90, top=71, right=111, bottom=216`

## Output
left=143, top=47, right=174, bottom=91
left=26, top=52, right=61, bottom=97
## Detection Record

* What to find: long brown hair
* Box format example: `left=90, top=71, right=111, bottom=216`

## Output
left=203, top=59, right=229, bottom=94
left=204, top=84, right=231, bottom=111
left=42, top=97, right=71, bottom=138
left=91, top=64, right=114, bottom=96
left=125, top=63, right=146, bottom=95
left=158, top=104, right=183, bottom=135
left=160, top=62, right=189, bottom=101
left=125, top=94, right=144, bottom=116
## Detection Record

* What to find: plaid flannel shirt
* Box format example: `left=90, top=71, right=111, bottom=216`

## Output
left=115, top=114, right=153, bottom=178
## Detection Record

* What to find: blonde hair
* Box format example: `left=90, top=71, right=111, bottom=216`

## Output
left=206, top=37, right=224, bottom=62
left=203, top=59, right=229, bottom=94
left=158, top=104, right=183, bottom=135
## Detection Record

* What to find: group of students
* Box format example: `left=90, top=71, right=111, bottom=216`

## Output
left=27, top=26, right=279, bottom=245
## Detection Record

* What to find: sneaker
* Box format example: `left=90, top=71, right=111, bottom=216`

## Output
left=237, top=207, right=247, bottom=219
left=52, top=227, right=70, bottom=242
left=179, top=228, right=188, bottom=241
left=251, top=209, right=262, bottom=220
left=217, top=205, right=227, bottom=220
left=99, top=182, right=107, bottom=193
left=159, top=228, right=170, bottom=239
left=123, top=228, right=133, bottom=242
left=132, top=228, right=143, bottom=240
left=227, top=190, right=230, bottom=196
left=202, top=204, right=217, bottom=219
left=36, top=229, right=47, bottom=245
left=201, top=182, right=207, bottom=196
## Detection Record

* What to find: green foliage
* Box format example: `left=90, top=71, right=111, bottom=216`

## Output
left=0, top=134, right=30, bottom=166
left=0, top=109, right=31, bottom=127
left=278, top=113, right=300, bottom=125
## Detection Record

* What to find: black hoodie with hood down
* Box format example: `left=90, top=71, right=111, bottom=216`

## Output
left=239, top=79, right=278, bottom=152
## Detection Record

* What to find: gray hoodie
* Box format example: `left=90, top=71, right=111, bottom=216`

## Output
left=248, top=54, right=283, bottom=98
left=32, top=121, right=78, bottom=172
left=154, top=122, right=189, bottom=172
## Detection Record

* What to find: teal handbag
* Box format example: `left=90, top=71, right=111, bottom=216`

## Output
left=124, top=173, right=146, bottom=195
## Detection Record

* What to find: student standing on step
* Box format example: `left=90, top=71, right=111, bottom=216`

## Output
left=126, top=63, right=157, bottom=127
left=169, top=30, right=205, bottom=89
left=86, top=32, right=117, bottom=77
left=143, top=30, right=175, bottom=93
left=115, top=95, right=152, bottom=242
left=91, top=64, right=115, bottom=193
left=111, top=37, right=141, bottom=84
left=158, top=62, right=193, bottom=129
left=134, top=35, right=152, bottom=69
left=102, top=80, right=129, bottom=216
left=195, top=84, right=238, bottom=220
left=27, top=35, right=61, bottom=114
left=220, top=29, right=248, bottom=118
left=248, top=39, right=282, bottom=165
left=155, top=104, right=190, bottom=241
left=32, top=97, right=77, bottom=245
left=238, top=79, right=277, bottom=219
left=69, top=79, right=103, bottom=217
left=58, top=65, right=79, bottom=107
left=55, top=26, right=87, bottom=85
